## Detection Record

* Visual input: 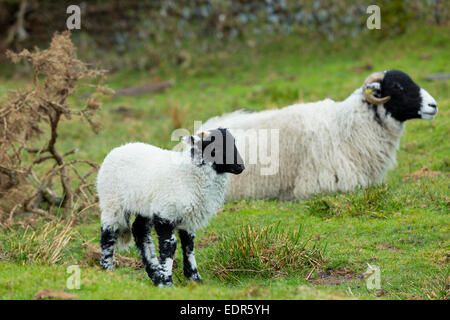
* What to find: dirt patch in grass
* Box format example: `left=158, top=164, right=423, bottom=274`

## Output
left=217, top=206, right=240, bottom=214
left=309, top=267, right=363, bottom=286
left=35, top=289, right=78, bottom=300
left=243, top=285, right=270, bottom=298
left=197, top=232, right=220, bottom=249
left=375, top=243, right=401, bottom=252
left=350, top=63, right=373, bottom=72
left=403, top=166, right=441, bottom=181
left=82, top=243, right=143, bottom=269
left=114, top=81, right=172, bottom=97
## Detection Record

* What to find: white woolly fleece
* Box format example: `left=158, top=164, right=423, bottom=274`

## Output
left=202, top=88, right=405, bottom=201
left=97, top=142, right=229, bottom=235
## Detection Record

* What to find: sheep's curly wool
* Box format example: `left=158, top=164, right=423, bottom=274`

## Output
left=202, top=88, right=405, bottom=201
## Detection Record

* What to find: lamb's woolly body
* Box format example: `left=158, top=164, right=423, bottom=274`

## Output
left=202, top=88, right=404, bottom=201
left=97, top=128, right=243, bottom=286
left=97, top=142, right=228, bottom=241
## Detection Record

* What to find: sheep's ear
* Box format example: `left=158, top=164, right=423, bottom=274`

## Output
left=366, top=81, right=382, bottom=92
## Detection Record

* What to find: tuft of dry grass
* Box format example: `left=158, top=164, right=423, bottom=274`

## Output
left=1, top=219, right=75, bottom=265
left=212, top=224, right=325, bottom=282
left=421, top=275, right=449, bottom=300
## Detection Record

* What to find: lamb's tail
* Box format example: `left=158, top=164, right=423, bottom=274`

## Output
left=116, top=212, right=132, bottom=251
left=116, top=227, right=132, bottom=251
left=101, top=210, right=133, bottom=251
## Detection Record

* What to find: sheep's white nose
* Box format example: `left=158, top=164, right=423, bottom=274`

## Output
left=419, top=88, right=438, bottom=120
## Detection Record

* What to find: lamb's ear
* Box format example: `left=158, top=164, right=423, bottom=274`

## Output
left=181, top=135, right=195, bottom=146
left=197, top=131, right=211, bottom=140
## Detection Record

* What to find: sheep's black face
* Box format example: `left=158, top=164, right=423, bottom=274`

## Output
left=199, top=128, right=245, bottom=175
left=379, top=70, right=438, bottom=122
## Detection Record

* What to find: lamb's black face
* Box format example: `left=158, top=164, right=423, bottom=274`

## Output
left=202, top=128, right=245, bottom=174
left=378, top=70, right=438, bottom=122
left=187, top=128, right=244, bottom=174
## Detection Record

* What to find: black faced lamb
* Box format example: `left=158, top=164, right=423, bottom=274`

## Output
left=97, top=128, right=244, bottom=286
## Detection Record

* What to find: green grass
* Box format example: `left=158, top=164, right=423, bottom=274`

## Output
left=0, top=25, right=449, bottom=300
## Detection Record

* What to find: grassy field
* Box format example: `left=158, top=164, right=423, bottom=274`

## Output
left=0, top=25, right=448, bottom=300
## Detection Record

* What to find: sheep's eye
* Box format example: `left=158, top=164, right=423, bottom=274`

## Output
left=393, top=83, right=404, bottom=91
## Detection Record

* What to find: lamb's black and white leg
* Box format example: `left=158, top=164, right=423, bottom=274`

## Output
left=132, top=215, right=162, bottom=285
left=179, top=229, right=202, bottom=282
left=154, top=216, right=177, bottom=287
left=100, top=226, right=118, bottom=270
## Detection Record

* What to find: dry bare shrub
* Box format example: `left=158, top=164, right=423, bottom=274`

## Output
left=0, top=31, right=113, bottom=223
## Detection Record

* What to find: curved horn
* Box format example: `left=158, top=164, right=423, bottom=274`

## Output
left=363, top=72, right=391, bottom=104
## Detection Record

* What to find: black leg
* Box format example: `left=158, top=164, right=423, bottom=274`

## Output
left=100, top=226, right=118, bottom=270
left=154, top=216, right=177, bottom=286
left=132, top=215, right=162, bottom=285
left=179, top=229, right=202, bottom=282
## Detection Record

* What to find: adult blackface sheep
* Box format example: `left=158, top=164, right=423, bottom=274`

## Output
left=201, top=70, right=438, bottom=201
left=97, top=128, right=244, bottom=286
